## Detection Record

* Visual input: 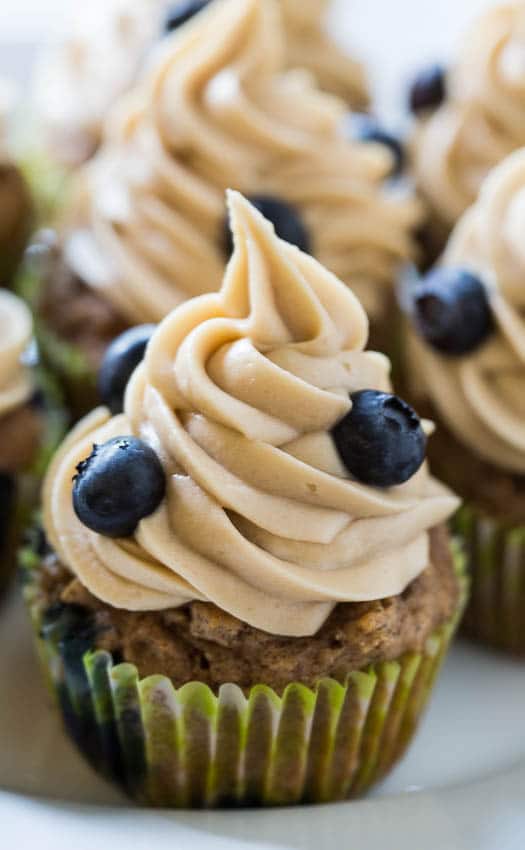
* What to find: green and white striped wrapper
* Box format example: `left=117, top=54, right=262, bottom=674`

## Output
left=23, top=548, right=467, bottom=808
left=455, top=504, right=525, bottom=656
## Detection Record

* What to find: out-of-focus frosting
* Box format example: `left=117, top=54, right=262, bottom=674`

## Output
left=36, top=0, right=368, bottom=168
left=44, top=192, right=457, bottom=637
left=0, top=291, right=34, bottom=417
left=63, top=0, right=419, bottom=326
left=280, top=0, right=368, bottom=108
left=408, top=148, right=525, bottom=473
left=413, top=3, right=525, bottom=227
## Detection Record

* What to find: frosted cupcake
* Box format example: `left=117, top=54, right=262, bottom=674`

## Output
left=30, top=0, right=419, bottom=417
left=410, top=2, right=525, bottom=262
left=35, top=0, right=368, bottom=169
left=24, top=192, right=464, bottom=807
left=0, top=292, right=63, bottom=592
left=403, top=148, right=525, bottom=655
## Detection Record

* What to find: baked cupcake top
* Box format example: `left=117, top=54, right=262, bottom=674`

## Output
left=36, top=0, right=368, bottom=169
left=44, top=192, right=458, bottom=637
left=0, top=291, right=34, bottom=418
left=412, top=2, right=525, bottom=227
left=280, top=0, right=368, bottom=108
left=407, top=148, right=525, bottom=474
left=63, top=0, right=419, bottom=327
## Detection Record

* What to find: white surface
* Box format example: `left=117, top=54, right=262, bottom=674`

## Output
left=1, top=0, right=525, bottom=847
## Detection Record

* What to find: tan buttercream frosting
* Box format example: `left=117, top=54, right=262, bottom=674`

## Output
left=408, top=148, right=525, bottom=473
left=63, top=0, right=419, bottom=326
left=36, top=0, right=368, bottom=168
left=413, top=2, right=525, bottom=227
left=44, top=192, right=458, bottom=637
left=0, top=291, right=34, bottom=418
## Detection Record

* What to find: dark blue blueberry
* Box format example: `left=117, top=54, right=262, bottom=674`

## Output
left=412, top=267, right=494, bottom=356
left=345, top=113, right=405, bottom=176
left=224, top=194, right=311, bottom=256
left=331, top=390, right=427, bottom=487
left=163, top=0, right=210, bottom=33
left=409, top=64, right=446, bottom=114
left=73, top=437, right=166, bottom=538
left=98, top=325, right=156, bottom=414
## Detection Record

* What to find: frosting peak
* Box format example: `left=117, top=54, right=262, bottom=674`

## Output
left=64, top=0, right=419, bottom=326
left=45, top=193, right=457, bottom=636
left=0, top=291, right=34, bottom=418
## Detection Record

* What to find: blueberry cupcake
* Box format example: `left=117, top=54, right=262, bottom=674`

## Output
left=0, top=291, right=63, bottom=592
left=403, top=148, right=525, bottom=655
left=35, top=0, right=368, bottom=170
left=29, top=0, right=419, bottom=418
left=409, top=2, right=525, bottom=264
left=23, top=191, right=464, bottom=807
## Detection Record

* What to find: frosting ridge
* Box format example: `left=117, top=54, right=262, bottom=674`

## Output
left=45, top=192, right=458, bottom=636
left=0, top=291, right=34, bottom=417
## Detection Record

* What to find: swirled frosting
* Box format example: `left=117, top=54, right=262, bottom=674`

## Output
left=280, top=0, right=368, bottom=108
left=408, top=148, right=525, bottom=473
left=0, top=291, right=34, bottom=418
left=44, top=192, right=458, bottom=637
left=413, top=3, right=525, bottom=227
left=63, top=0, right=419, bottom=327
left=36, top=0, right=368, bottom=168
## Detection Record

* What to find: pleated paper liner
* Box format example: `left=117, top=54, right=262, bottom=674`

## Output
left=455, top=504, right=525, bottom=656
left=23, top=547, right=467, bottom=808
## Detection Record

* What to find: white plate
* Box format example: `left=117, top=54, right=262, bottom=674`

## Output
left=2, top=0, right=525, bottom=847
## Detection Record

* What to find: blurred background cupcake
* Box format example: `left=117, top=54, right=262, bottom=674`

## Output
left=402, top=147, right=525, bottom=655
left=0, top=290, right=63, bottom=595
left=24, top=192, right=464, bottom=807
left=409, top=1, right=525, bottom=266
left=27, top=0, right=420, bottom=418
left=34, top=0, right=369, bottom=170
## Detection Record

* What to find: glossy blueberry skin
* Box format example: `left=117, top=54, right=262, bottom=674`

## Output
left=73, top=437, right=166, bottom=538
left=163, top=0, right=210, bottom=33
left=345, top=113, right=405, bottom=176
left=409, top=64, right=446, bottom=114
left=98, top=325, right=156, bottom=414
left=412, top=267, right=494, bottom=356
left=224, top=195, right=311, bottom=256
left=331, top=391, right=427, bottom=488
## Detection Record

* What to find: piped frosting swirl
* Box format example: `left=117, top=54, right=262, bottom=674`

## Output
left=408, top=148, right=525, bottom=473
left=44, top=192, right=458, bottom=637
left=0, top=291, right=34, bottom=418
left=413, top=2, right=525, bottom=226
left=63, top=0, right=419, bottom=326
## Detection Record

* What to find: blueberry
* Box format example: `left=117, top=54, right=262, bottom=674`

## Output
left=224, top=195, right=311, bottom=256
left=163, top=0, right=210, bottom=33
left=98, top=325, right=156, bottom=414
left=412, top=267, right=493, bottom=356
left=409, top=64, right=446, bottom=114
left=345, top=113, right=405, bottom=176
left=73, top=437, right=166, bottom=538
left=331, top=390, right=427, bottom=488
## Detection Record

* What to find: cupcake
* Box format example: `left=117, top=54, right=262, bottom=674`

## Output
left=35, top=0, right=368, bottom=170
left=0, top=79, right=33, bottom=286
left=23, top=191, right=464, bottom=807
left=403, top=148, right=525, bottom=655
left=31, top=0, right=420, bottom=417
left=410, top=2, right=525, bottom=263
left=0, top=291, right=64, bottom=592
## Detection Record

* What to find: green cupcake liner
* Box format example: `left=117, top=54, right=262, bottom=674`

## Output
left=23, top=545, right=467, bottom=808
left=455, top=504, right=525, bottom=656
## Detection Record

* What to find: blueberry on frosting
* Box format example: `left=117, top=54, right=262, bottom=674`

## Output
left=409, top=64, right=446, bottom=114
left=98, top=325, right=156, bottom=414
left=224, top=195, right=310, bottom=257
left=73, top=437, right=165, bottom=538
left=412, top=267, right=493, bottom=356
left=345, top=114, right=405, bottom=176
left=163, top=0, right=210, bottom=33
left=331, top=390, right=427, bottom=488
